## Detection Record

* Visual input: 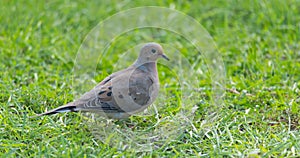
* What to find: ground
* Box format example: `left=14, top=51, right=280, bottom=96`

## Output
left=0, top=0, right=299, bottom=157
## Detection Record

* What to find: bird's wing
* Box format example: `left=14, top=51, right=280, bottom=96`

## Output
left=74, top=67, right=135, bottom=112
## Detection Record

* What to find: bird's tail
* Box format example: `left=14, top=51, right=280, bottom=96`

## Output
left=36, top=103, right=78, bottom=116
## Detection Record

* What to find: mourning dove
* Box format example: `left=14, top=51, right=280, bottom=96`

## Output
left=37, top=42, right=169, bottom=119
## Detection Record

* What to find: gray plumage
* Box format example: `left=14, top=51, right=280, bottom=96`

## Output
left=37, top=42, right=169, bottom=119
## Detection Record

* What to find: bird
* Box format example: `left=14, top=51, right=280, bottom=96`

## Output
left=37, top=42, right=169, bottom=119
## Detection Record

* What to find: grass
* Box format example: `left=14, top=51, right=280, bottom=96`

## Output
left=1, top=0, right=300, bottom=157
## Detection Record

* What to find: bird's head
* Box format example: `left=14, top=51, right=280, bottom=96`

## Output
left=137, top=43, right=169, bottom=64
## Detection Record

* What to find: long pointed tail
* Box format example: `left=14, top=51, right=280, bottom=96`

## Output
left=37, top=103, right=78, bottom=116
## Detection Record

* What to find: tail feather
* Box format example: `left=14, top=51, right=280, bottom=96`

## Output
left=37, top=104, right=78, bottom=116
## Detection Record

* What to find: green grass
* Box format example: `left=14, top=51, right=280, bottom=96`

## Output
left=1, top=0, right=300, bottom=157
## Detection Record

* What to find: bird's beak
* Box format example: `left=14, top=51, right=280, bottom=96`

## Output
left=161, top=54, right=170, bottom=61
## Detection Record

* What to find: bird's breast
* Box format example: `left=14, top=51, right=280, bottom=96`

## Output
left=111, top=67, right=159, bottom=114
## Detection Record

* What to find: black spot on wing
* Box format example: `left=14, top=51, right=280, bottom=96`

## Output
left=98, top=91, right=106, bottom=95
left=149, top=77, right=154, bottom=84
left=103, top=77, right=111, bottom=84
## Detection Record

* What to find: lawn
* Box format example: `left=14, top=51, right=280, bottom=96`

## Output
left=1, top=0, right=300, bottom=157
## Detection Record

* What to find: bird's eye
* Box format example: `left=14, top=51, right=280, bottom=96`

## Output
left=151, top=49, right=156, bottom=53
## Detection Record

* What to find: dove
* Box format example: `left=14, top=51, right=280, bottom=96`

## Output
left=37, top=42, right=169, bottom=119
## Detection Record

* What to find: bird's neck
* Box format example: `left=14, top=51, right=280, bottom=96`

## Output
left=133, top=61, right=157, bottom=73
